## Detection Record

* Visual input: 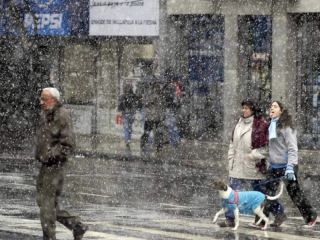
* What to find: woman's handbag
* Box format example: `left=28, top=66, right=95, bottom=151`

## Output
left=115, top=113, right=123, bottom=125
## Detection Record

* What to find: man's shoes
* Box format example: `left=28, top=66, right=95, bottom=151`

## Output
left=125, top=143, right=132, bottom=156
left=218, top=220, right=235, bottom=228
left=270, top=213, right=287, bottom=227
left=303, top=217, right=318, bottom=228
left=73, top=223, right=88, bottom=240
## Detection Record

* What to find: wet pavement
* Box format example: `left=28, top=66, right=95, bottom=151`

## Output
left=0, top=155, right=319, bottom=240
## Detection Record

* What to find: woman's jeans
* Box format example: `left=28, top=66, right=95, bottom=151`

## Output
left=123, top=112, right=135, bottom=144
left=165, top=109, right=180, bottom=146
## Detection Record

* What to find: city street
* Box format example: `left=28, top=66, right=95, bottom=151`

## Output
left=0, top=155, right=319, bottom=240
left=2, top=1, right=320, bottom=239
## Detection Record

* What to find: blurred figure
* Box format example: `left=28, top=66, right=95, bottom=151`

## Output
left=118, top=83, right=139, bottom=154
left=135, top=80, right=146, bottom=130
left=140, top=60, right=166, bottom=157
left=35, top=87, right=88, bottom=240
left=141, top=81, right=166, bottom=157
left=163, top=70, right=181, bottom=147
left=176, top=82, right=191, bottom=140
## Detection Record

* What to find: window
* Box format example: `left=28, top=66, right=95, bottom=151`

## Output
left=295, top=14, right=320, bottom=148
left=238, top=15, right=272, bottom=114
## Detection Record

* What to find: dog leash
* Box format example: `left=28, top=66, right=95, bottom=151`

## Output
left=252, top=176, right=285, bottom=188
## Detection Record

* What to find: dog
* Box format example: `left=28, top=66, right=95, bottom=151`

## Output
left=211, top=180, right=284, bottom=231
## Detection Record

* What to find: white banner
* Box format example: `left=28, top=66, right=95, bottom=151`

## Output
left=89, top=0, right=159, bottom=36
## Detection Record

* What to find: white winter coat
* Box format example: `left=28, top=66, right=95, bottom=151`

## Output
left=228, top=116, right=267, bottom=180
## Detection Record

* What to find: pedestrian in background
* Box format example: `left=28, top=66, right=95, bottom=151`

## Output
left=139, top=60, right=166, bottom=158
left=35, top=87, right=88, bottom=240
left=218, top=99, right=269, bottom=227
left=135, top=80, right=146, bottom=130
left=263, top=101, right=318, bottom=228
left=117, top=83, right=139, bottom=154
left=140, top=81, right=166, bottom=157
left=163, top=70, right=181, bottom=147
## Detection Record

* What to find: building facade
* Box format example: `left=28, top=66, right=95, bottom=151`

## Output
left=1, top=0, right=320, bottom=151
left=164, top=0, right=320, bottom=148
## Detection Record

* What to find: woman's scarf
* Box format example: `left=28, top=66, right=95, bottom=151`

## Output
left=269, top=117, right=279, bottom=140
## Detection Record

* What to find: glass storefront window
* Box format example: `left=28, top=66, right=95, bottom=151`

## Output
left=185, top=15, right=224, bottom=140
left=295, top=14, right=320, bottom=149
left=238, top=15, right=272, bottom=114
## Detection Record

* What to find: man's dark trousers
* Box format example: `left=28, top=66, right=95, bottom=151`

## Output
left=36, top=164, right=82, bottom=240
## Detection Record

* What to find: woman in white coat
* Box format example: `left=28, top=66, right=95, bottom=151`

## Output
left=219, top=99, right=270, bottom=228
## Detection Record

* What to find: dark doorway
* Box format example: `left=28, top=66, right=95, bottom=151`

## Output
left=295, top=14, right=320, bottom=149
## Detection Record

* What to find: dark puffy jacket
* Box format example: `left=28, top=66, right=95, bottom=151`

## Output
left=142, top=78, right=166, bottom=122
left=35, top=104, right=75, bottom=166
left=118, top=92, right=139, bottom=113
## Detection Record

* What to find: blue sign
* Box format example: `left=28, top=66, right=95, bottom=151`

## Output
left=24, top=0, right=70, bottom=35
left=0, top=0, right=71, bottom=36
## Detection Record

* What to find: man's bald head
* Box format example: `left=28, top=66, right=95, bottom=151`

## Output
left=40, top=87, right=60, bottom=111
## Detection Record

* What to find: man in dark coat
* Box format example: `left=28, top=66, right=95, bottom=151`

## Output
left=139, top=60, right=166, bottom=157
left=140, top=80, right=166, bottom=156
left=35, top=87, right=88, bottom=240
left=118, top=83, right=139, bottom=153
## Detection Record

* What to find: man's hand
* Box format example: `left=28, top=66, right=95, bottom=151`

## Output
left=285, top=164, right=296, bottom=181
